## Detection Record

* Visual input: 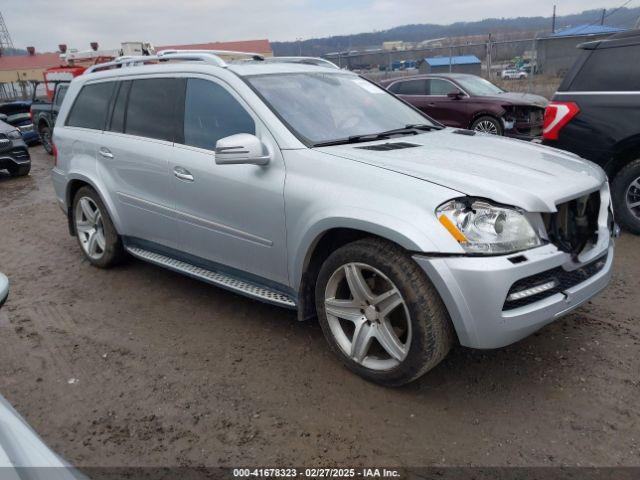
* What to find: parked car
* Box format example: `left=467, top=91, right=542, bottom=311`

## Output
left=52, top=52, right=614, bottom=386
left=502, top=69, right=528, bottom=80
left=543, top=29, right=640, bottom=234
left=0, top=101, right=39, bottom=145
left=0, top=394, right=82, bottom=478
left=0, top=112, right=39, bottom=145
left=0, top=118, right=31, bottom=177
left=30, top=81, right=70, bottom=155
left=380, top=73, right=547, bottom=140
left=0, top=272, right=8, bottom=308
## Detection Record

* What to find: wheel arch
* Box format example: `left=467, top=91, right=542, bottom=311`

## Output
left=65, top=174, right=123, bottom=237
left=604, top=134, right=640, bottom=179
left=37, top=117, right=50, bottom=131
left=293, top=221, right=435, bottom=323
left=468, top=110, right=504, bottom=130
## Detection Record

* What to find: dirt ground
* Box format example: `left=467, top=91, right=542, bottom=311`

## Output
left=0, top=147, right=639, bottom=469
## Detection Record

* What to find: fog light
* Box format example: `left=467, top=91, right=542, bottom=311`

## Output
left=507, top=280, right=558, bottom=302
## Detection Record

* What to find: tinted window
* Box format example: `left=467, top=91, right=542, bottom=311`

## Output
left=125, top=78, right=180, bottom=141
left=392, top=79, right=427, bottom=95
left=427, top=79, right=459, bottom=95
left=66, top=82, right=115, bottom=130
left=55, top=85, right=68, bottom=106
left=183, top=78, right=255, bottom=151
left=109, top=81, right=131, bottom=133
left=570, top=45, right=640, bottom=91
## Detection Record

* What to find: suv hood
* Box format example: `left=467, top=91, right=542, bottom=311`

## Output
left=0, top=120, right=15, bottom=134
left=479, top=92, right=548, bottom=108
left=319, top=129, right=604, bottom=212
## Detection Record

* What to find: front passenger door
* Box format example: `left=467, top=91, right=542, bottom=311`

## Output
left=172, top=77, right=288, bottom=286
left=422, top=79, right=469, bottom=127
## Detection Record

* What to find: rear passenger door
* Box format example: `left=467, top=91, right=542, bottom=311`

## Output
left=171, top=76, right=288, bottom=286
left=100, top=77, right=182, bottom=250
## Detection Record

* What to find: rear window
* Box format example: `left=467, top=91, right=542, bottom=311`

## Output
left=390, top=79, right=427, bottom=95
left=66, top=82, right=115, bottom=130
left=570, top=45, right=640, bottom=91
left=125, top=78, right=181, bottom=141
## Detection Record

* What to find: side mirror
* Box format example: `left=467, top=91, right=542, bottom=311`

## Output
left=447, top=91, right=464, bottom=100
left=215, top=133, right=270, bottom=166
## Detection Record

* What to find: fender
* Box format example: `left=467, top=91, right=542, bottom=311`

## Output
left=289, top=207, right=444, bottom=290
left=65, top=172, right=124, bottom=235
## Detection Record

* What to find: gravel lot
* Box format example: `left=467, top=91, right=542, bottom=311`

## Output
left=1, top=147, right=639, bottom=469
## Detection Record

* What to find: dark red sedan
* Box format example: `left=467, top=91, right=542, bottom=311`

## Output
left=379, top=74, right=547, bottom=140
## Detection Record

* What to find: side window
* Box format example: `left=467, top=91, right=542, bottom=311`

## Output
left=109, top=81, right=131, bottom=133
left=393, top=80, right=427, bottom=95
left=125, top=78, right=180, bottom=141
left=66, top=82, right=115, bottom=130
left=183, top=78, right=255, bottom=151
left=427, top=79, right=459, bottom=95
left=570, top=45, right=640, bottom=91
left=55, top=85, right=68, bottom=106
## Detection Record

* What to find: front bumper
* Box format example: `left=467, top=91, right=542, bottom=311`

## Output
left=0, top=143, right=31, bottom=171
left=414, top=240, right=614, bottom=349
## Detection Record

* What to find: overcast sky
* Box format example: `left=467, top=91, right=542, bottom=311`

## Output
left=3, top=0, right=632, bottom=52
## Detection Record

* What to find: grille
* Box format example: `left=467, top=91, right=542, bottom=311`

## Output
left=503, top=253, right=608, bottom=310
left=8, top=147, right=30, bottom=160
left=0, top=134, right=10, bottom=151
left=356, top=142, right=419, bottom=151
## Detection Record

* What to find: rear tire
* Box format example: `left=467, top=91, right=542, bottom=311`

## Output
left=72, top=186, right=125, bottom=268
left=315, top=238, right=454, bottom=387
left=471, top=116, right=503, bottom=136
left=611, top=159, right=640, bottom=235
left=39, top=125, right=53, bottom=155
left=7, top=164, right=30, bottom=177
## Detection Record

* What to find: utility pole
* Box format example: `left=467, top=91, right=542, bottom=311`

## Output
left=551, top=5, right=557, bottom=34
left=0, top=11, right=15, bottom=55
left=601, top=9, right=606, bottom=25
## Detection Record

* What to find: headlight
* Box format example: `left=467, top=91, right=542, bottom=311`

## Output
left=7, top=129, right=21, bottom=139
left=436, top=198, right=542, bottom=254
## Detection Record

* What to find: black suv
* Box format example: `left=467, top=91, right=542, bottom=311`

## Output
left=0, top=118, right=31, bottom=177
left=543, top=29, right=640, bottom=233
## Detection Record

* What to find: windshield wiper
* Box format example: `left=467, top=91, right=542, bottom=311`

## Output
left=313, top=124, right=443, bottom=147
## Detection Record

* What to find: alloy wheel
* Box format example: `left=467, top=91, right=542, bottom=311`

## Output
left=626, top=176, right=640, bottom=220
left=474, top=120, right=499, bottom=135
left=75, top=197, right=106, bottom=260
left=324, top=262, right=411, bottom=371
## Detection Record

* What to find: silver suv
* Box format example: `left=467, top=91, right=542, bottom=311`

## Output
left=52, top=51, right=615, bottom=386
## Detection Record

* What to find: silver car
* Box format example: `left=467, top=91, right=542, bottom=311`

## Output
left=51, top=52, right=615, bottom=386
left=0, top=272, right=8, bottom=308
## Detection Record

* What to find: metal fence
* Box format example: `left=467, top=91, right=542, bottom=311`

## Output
left=328, top=35, right=570, bottom=99
left=0, top=81, right=35, bottom=102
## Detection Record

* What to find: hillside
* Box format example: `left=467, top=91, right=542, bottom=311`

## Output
left=272, top=7, right=640, bottom=56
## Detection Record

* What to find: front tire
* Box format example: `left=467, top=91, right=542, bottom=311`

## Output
left=612, top=159, right=640, bottom=235
left=72, top=186, right=125, bottom=268
left=471, top=115, right=503, bottom=136
left=315, top=238, right=454, bottom=387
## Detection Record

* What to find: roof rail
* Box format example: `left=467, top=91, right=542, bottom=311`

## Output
left=85, top=49, right=265, bottom=74
left=157, top=49, right=265, bottom=62
left=263, top=56, right=340, bottom=69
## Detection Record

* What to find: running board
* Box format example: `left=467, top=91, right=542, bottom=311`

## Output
left=125, top=246, right=297, bottom=308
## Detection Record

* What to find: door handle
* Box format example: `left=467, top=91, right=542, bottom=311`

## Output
left=99, top=147, right=114, bottom=159
left=173, top=166, right=194, bottom=182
